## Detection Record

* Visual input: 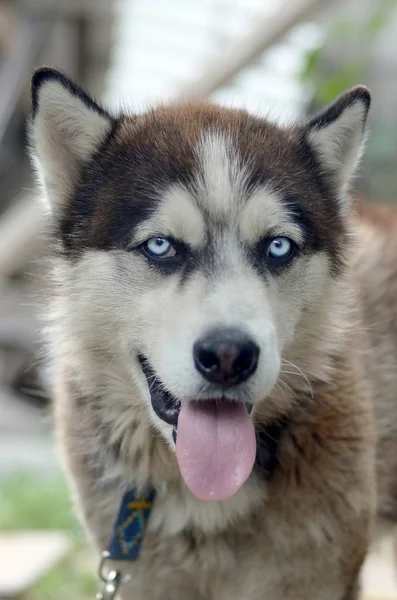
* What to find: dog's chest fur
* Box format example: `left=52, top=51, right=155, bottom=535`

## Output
left=57, top=347, right=375, bottom=600
left=30, top=69, right=396, bottom=599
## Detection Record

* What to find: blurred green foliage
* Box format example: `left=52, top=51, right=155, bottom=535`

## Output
left=0, top=471, right=97, bottom=600
left=300, top=0, right=396, bottom=106
left=300, top=0, right=397, bottom=203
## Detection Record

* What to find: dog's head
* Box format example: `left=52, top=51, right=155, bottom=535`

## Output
left=30, top=68, right=369, bottom=500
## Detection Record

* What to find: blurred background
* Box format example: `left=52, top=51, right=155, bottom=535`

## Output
left=0, top=0, right=396, bottom=598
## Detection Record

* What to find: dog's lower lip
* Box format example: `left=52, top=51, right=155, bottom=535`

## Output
left=138, top=355, right=181, bottom=427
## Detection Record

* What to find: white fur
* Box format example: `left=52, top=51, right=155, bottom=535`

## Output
left=132, top=185, right=206, bottom=248
left=239, top=186, right=305, bottom=245
left=31, top=80, right=112, bottom=212
left=38, top=94, right=359, bottom=537
left=48, top=127, right=336, bottom=460
left=149, top=474, right=266, bottom=536
left=195, top=132, right=249, bottom=218
left=308, top=99, right=368, bottom=204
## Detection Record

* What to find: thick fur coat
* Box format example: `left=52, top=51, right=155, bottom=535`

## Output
left=29, top=67, right=397, bottom=599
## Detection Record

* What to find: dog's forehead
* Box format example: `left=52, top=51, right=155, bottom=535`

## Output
left=69, top=102, right=344, bottom=266
left=112, top=103, right=307, bottom=231
left=125, top=127, right=306, bottom=248
left=115, top=103, right=298, bottom=198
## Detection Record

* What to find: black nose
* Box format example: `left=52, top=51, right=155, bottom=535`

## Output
left=193, top=328, right=260, bottom=386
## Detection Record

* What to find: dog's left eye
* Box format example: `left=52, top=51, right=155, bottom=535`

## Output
left=143, top=237, right=177, bottom=259
left=267, top=237, right=295, bottom=260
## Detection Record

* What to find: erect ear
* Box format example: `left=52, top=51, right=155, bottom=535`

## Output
left=30, top=67, right=115, bottom=213
left=305, top=86, right=371, bottom=207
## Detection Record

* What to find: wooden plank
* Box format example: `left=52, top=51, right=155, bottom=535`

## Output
left=175, top=0, right=336, bottom=102
left=0, top=531, right=71, bottom=598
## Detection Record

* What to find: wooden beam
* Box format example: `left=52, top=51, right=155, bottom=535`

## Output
left=175, top=0, right=335, bottom=101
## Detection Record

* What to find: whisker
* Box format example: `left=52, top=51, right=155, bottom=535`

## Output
left=277, top=377, right=299, bottom=400
left=281, top=359, right=314, bottom=399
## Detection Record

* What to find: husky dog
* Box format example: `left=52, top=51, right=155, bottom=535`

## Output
left=30, top=67, right=397, bottom=600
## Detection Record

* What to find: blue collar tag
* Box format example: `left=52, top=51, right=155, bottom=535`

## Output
left=106, top=488, right=156, bottom=561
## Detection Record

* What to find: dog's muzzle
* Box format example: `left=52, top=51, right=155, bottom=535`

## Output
left=138, top=353, right=254, bottom=445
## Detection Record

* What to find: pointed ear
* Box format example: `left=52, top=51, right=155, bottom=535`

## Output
left=305, top=86, right=370, bottom=207
left=29, top=67, right=115, bottom=213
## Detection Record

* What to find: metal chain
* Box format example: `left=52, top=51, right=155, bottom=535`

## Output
left=96, top=551, right=124, bottom=600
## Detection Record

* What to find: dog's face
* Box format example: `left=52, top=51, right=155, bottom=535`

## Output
left=30, top=68, right=369, bottom=500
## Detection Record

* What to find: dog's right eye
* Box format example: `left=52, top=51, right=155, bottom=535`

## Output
left=143, top=237, right=177, bottom=259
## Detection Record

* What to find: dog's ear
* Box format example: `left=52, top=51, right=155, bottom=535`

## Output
left=30, top=67, right=115, bottom=214
left=305, top=86, right=370, bottom=208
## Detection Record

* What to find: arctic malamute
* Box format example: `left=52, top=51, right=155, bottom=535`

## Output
left=30, top=66, right=397, bottom=599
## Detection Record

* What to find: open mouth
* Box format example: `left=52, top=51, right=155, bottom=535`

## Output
left=138, top=355, right=181, bottom=441
left=139, top=355, right=257, bottom=501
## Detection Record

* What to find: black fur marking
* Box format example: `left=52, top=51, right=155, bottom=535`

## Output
left=34, top=74, right=351, bottom=274
left=177, top=252, right=201, bottom=287
left=281, top=194, right=319, bottom=250
left=31, top=66, right=114, bottom=122
left=178, top=235, right=218, bottom=286
left=254, top=419, right=287, bottom=478
left=57, top=118, right=121, bottom=255
left=139, top=355, right=181, bottom=427
left=288, top=136, right=349, bottom=275
left=58, top=132, right=199, bottom=258
left=306, top=86, right=370, bottom=133
left=58, top=158, right=163, bottom=255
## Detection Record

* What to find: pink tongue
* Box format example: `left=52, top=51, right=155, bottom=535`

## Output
left=175, top=401, right=256, bottom=501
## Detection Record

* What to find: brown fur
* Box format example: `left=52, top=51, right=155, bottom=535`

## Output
left=354, top=202, right=397, bottom=527
left=53, top=217, right=381, bottom=599
left=30, top=69, right=394, bottom=599
left=74, top=104, right=346, bottom=269
left=55, top=310, right=377, bottom=600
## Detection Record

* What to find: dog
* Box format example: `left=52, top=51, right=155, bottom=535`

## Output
left=29, top=66, right=397, bottom=599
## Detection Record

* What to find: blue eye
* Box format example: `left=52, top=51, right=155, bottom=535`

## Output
left=144, top=237, right=176, bottom=258
left=267, top=237, right=294, bottom=260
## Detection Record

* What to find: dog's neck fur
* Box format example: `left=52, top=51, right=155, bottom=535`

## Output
left=32, top=70, right=370, bottom=542
left=54, top=263, right=356, bottom=537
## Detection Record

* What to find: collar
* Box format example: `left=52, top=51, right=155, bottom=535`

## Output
left=96, top=487, right=156, bottom=599
left=99, top=420, right=286, bottom=561
left=104, top=418, right=286, bottom=562
left=96, top=419, right=285, bottom=597
left=106, top=487, right=156, bottom=561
